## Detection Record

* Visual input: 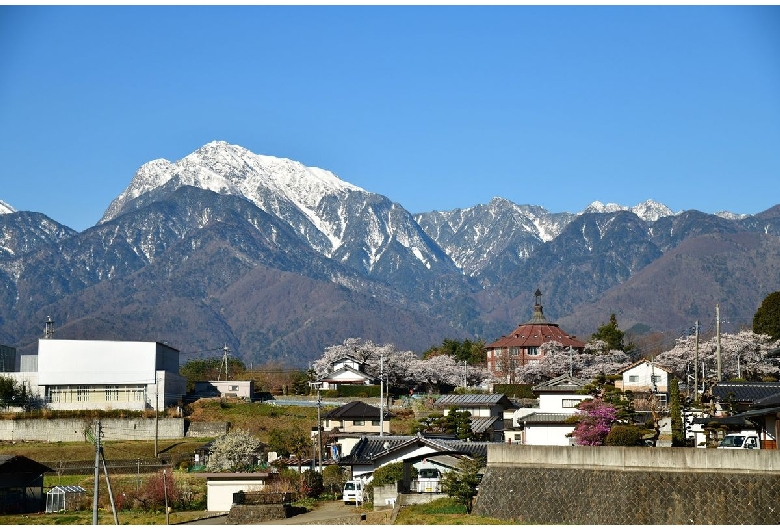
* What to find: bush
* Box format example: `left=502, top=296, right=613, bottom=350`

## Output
left=605, top=424, right=645, bottom=446
left=373, top=461, right=416, bottom=486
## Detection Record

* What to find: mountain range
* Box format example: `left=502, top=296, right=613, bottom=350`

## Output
left=1, top=141, right=779, bottom=368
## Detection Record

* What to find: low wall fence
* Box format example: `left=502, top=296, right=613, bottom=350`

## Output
left=232, top=491, right=297, bottom=506
left=473, top=444, right=780, bottom=525
left=42, top=457, right=183, bottom=476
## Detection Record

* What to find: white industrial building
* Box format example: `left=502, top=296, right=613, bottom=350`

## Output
left=1, top=339, right=186, bottom=412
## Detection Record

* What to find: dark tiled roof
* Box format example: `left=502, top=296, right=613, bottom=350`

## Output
left=516, top=412, right=575, bottom=425
left=0, top=454, right=53, bottom=475
left=712, top=382, right=780, bottom=403
left=434, top=394, right=514, bottom=409
left=340, top=434, right=487, bottom=465
left=470, top=416, right=501, bottom=434
left=324, top=400, right=387, bottom=420
left=753, top=392, right=780, bottom=407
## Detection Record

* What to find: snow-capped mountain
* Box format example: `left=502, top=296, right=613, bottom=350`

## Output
left=0, top=200, right=15, bottom=215
left=1, top=140, right=779, bottom=368
left=581, top=200, right=676, bottom=222
left=101, top=141, right=455, bottom=277
left=414, top=198, right=575, bottom=277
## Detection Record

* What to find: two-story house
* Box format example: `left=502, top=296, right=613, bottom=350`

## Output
left=509, top=375, right=589, bottom=446
left=321, top=400, right=390, bottom=458
left=433, top=393, right=515, bottom=442
left=615, top=359, right=671, bottom=409
left=316, top=356, right=373, bottom=391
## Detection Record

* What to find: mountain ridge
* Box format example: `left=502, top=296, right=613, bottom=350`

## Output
left=1, top=141, right=778, bottom=368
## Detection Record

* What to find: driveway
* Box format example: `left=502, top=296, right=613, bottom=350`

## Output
left=255, top=500, right=364, bottom=525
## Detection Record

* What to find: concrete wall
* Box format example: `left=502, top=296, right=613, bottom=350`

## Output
left=473, top=444, right=780, bottom=525
left=0, top=418, right=185, bottom=442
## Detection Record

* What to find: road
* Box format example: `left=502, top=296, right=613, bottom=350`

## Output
left=181, top=500, right=365, bottom=525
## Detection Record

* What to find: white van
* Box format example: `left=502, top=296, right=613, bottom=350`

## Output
left=416, top=467, right=442, bottom=493
left=342, top=479, right=364, bottom=505
left=718, top=433, right=759, bottom=449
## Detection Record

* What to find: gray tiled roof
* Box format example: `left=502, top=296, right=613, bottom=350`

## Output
left=434, top=393, right=514, bottom=408
left=712, top=382, right=780, bottom=403
left=339, top=434, right=487, bottom=464
left=517, top=412, right=575, bottom=425
left=470, top=416, right=501, bottom=433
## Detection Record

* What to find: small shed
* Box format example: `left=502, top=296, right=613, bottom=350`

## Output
left=45, top=485, right=87, bottom=513
left=0, top=454, right=53, bottom=513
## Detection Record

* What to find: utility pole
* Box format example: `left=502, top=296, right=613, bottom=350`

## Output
left=569, top=347, right=573, bottom=377
left=219, top=344, right=230, bottom=381
left=163, top=469, right=170, bottom=525
left=316, top=385, right=322, bottom=474
left=92, top=420, right=101, bottom=525
left=100, top=446, right=119, bottom=524
left=716, top=304, right=722, bottom=382
left=694, top=320, right=699, bottom=399
left=154, top=371, right=159, bottom=458
left=379, top=353, right=384, bottom=437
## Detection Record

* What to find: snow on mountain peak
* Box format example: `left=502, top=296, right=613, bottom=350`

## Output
left=0, top=199, right=15, bottom=215
left=101, top=141, right=365, bottom=226
left=581, top=199, right=674, bottom=222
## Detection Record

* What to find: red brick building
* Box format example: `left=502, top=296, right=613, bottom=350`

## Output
left=486, top=290, right=585, bottom=381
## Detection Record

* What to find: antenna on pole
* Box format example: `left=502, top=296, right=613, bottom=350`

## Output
left=219, top=344, right=230, bottom=381
left=44, top=316, right=55, bottom=339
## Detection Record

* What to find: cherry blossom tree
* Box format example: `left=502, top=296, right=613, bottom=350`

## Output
left=312, top=337, right=492, bottom=392
left=654, top=330, right=780, bottom=382
left=510, top=341, right=631, bottom=384
left=205, top=429, right=264, bottom=472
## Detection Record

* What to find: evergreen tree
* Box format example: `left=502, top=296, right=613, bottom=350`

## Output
left=591, top=313, right=633, bottom=353
left=669, top=378, right=685, bottom=447
left=441, top=456, right=485, bottom=514
left=753, top=291, right=780, bottom=340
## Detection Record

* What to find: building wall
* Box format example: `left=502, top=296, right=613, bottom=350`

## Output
left=473, top=444, right=780, bottom=524
left=206, top=479, right=268, bottom=512
left=0, top=418, right=185, bottom=442
left=12, top=340, right=186, bottom=412
left=537, top=392, right=584, bottom=412
left=524, top=424, right=576, bottom=446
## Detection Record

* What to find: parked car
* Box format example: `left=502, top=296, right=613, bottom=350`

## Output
left=342, top=479, right=364, bottom=504
left=718, top=433, right=759, bottom=449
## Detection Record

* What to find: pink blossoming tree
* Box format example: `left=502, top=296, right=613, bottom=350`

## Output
left=571, top=398, right=618, bottom=446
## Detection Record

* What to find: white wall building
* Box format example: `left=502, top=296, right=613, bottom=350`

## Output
left=2, top=339, right=186, bottom=412
left=508, top=375, right=589, bottom=446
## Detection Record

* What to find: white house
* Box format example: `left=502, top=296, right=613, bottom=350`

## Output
left=193, top=380, right=254, bottom=401
left=615, top=360, right=671, bottom=408
left=509, top=375, right=589, bottom=446
left=316, top=356, right=374, bottom=391
left=339, top=433, right=487, bottom=483
left=1, top=339, right=186, bottom=411
left=194, top=472, right=277, bottom=512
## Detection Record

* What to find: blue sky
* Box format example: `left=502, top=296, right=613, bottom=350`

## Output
left=1, top=5, right=779, bottom=232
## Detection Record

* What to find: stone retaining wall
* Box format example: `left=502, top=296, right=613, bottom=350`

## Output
left=0, top=418, right=185, bottom=442
left=473, top=444, right=780, bottom=525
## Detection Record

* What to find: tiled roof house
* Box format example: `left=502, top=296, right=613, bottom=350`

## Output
left=486, top=290, right=585, bottom=382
